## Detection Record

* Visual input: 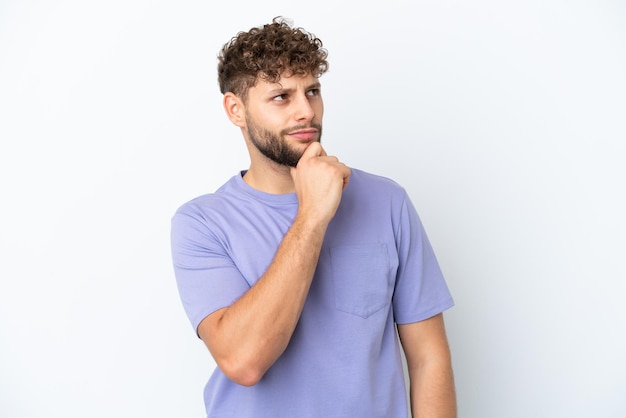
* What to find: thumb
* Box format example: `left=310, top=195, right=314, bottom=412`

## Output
left=302, top=141, right=325, bottom=159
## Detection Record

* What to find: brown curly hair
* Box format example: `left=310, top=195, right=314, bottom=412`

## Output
left=217, top=17, right=329, bottom=100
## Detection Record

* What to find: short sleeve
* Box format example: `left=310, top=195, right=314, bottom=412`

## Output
left=170, top=208, right=250, bottom=335
left=392, top=192, right=454, bottom=324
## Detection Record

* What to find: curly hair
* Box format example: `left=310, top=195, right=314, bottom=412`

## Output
left=217, top=17, right=329, bottom=100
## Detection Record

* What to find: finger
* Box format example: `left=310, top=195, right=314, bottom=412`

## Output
left=317, top=155, right=339, bottom=163
left=301, top=142, right=325, bottom=159
left=341, top=166, right=351, bottom=190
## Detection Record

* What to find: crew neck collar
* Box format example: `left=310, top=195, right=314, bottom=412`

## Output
left=233, top=171, right=298, bottom=205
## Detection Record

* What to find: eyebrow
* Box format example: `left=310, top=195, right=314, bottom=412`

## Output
left=267, top=81, right=321, bottom=96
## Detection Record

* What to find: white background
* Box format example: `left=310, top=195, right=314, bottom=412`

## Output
left=1, top=1, right=625, bottom=417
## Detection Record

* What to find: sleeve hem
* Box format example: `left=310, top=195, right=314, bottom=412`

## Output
left=394, top=298, right=455, bottom=325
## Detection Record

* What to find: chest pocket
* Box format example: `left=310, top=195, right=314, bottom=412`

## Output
left=329, top=243, right=393, bottom=318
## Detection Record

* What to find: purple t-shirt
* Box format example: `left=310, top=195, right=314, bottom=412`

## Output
left=171, top=168, right=454, bottom=417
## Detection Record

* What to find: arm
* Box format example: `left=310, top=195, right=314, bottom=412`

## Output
left=397, top=313, right=457, bottom=418
left=198, top=143, right=350, bottom=386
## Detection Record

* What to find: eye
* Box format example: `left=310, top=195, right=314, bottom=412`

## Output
left=272, top=94, right=287, bottom=102
left=307, top=88, right=320, bottom=97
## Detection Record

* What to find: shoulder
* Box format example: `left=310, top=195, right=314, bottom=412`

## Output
left=346, top=168, right=408, bottom=199
left=335, top=168, right=412, bottom=223
left=172, top=174, right=243, bottom=223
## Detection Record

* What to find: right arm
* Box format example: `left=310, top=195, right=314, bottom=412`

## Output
left=198, top=143, right=350, bottom=386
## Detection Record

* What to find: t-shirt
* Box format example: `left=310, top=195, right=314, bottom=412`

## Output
left=171, top=168, right=454, bottom=418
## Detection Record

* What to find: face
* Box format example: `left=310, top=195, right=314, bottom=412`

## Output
left=242, top=73, right=324, bottom=168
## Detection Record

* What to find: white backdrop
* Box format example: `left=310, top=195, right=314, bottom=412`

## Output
left=1, top=1, right=625, bottom=417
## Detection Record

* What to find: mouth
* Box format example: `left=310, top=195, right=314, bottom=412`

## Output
left=287, top=128, right=319, bottom=142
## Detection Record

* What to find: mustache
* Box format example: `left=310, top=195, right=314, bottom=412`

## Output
left=280, top=123, right=322, bottom=136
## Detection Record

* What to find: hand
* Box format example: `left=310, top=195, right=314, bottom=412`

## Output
left=290, top=142, right=351, bottom=225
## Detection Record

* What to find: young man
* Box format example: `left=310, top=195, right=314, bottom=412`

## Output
left=171, top=17, right=457, bottom=417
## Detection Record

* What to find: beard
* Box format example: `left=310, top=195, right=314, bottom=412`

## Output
left=245, top=114, right=322, bottom=168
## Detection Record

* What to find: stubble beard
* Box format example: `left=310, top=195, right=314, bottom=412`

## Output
left=246, top=114, right=322, bottom=168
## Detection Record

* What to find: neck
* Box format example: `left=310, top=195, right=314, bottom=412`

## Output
left=243, top=162, right=295, bottom=194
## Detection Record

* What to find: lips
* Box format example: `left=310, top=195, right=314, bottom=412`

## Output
left=289, top=129, right=318, bottom=141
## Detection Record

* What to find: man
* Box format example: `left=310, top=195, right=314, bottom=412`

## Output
left=171, top=17, right=456, bottom=417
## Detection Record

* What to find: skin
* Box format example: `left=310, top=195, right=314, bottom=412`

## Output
left=197, top=72, right=456, bottom=416
left=398, top=315, right=457, bottom=417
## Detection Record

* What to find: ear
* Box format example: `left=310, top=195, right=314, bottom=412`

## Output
left=223, top=92, right=246, bottom=128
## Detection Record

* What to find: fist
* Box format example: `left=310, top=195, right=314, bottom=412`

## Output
left=290, top=143, right=351, bottom=224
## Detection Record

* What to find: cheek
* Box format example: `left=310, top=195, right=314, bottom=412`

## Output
left=251, top=111, right=283, bottom=130
left=315, top=102, right=324, bottom=120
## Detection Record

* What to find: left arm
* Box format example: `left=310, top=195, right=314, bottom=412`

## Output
left=397, top=313, right=457, bottom=418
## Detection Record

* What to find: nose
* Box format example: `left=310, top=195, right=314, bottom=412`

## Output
left=293, top=93, right=315, bottom=122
